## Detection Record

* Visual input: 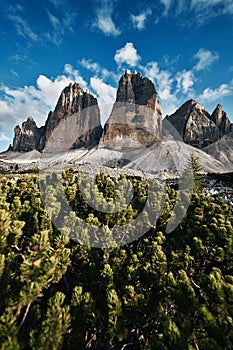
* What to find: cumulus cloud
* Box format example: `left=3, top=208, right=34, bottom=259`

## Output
left=90, top=77, right=117, bottom=125
left=139, top=61, right=178, bottom=116
left=194, top=48, right=219, bottom=71
left=176, top=70, right=195, bottom=94
left=114, top=43, right=141, bottom=67
left=130, top=9, right=152, bottom=30
left=141, top=62, right=175, bottom=100
left=199, top=82, right=233, bottom=102
left=93, top=0, right=120, bottom=36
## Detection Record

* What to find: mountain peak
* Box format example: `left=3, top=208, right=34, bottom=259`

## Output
left=12, top=117, right=44, bottom=152
left=210, top=103, right=231, bottom=136
left=11, top=82, right=102, bottom=152
left=100, top=71, right=162, bottom=149
left=8, top=71, right=233, bottom=155
left=166, top=100, right=219, bottom=148
left=116, top=70, right=161, bottom=109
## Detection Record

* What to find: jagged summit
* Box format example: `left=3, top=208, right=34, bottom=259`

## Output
left=167, top=99, right=233, bottom=149
left=100, top=70, right=162, bottom=149
left=41, top=82, right=102, bottom=150
left=117, top=69, right=161, bottom=109
left=6, top=70, right=233, bottom=172
left=10, top=71, right=163, bottom=153
left=210, top=103, right=231, bottom=136
left=166, top=99, right=219, bottom=148
left=11, top=83, right=103, bottom=152
left=12, top=116, right=45, bottom=152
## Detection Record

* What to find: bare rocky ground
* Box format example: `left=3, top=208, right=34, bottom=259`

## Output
left=1, top=137, right=233, bottom=178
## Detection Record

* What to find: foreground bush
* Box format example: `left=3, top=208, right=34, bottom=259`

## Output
left=0, top=173, right=232, bottom=349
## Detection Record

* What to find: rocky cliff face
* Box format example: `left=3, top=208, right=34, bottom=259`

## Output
left=12, top=117, right=45, bottom=152
left=9, top=72, right=233, bottom=154
left=12, top=83, right=103, bottom=152
left=100, top=70, right=162, bottom=149
left=41, top=83, right=102, bottom=149
left=210, top=103, right=231, bottom=137
left=166, top=100, right=220, bottom=148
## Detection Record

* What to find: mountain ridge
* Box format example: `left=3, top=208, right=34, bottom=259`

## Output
left=8, top=72, right=233, bottom=154
left=1, top=70, right=233, bottom=174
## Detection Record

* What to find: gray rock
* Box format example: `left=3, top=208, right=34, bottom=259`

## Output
left=210, top=103, right=231, bottom=137
left=166, top=99, right=219, bottom=148
left=12, top=116, right=45, bottom=152
left=100, top=70, right=162, bottom=149
left=203, top=131, right=233, bottom=167
left=41, top=83, right=103, bottom=150
left=11, top=83, right=103, bottom=152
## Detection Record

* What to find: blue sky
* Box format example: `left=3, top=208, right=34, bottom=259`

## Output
left=0, top=0, right=233, bottom=151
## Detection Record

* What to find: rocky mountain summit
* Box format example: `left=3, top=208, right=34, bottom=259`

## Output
left=1, top=70, right=233, bottom=174
left=210, top=103, right=232, bottom=136
left=100, top=70, right=162, bottom=149
left=9, top=72, right=233, bottom=154
left=166, top=99, right=232, bottom=148
left=11, top=83, right=102, bottom=152
left=12, top=116, right=45, bottom=152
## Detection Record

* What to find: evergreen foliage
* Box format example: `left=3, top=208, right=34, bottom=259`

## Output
left=0, top=171, right=232, bottom=349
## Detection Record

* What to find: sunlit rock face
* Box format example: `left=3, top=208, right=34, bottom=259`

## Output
left=11, top=83, right=103, bottom=152
left=10, top=72, right=233, bottom=155
left=40, top=83, right=103, bottom=150
left=12, top=116, right=45, bottom=152
left=166, top=99, right=220, bottom=148
left=100, top=70, right=162, bottom=150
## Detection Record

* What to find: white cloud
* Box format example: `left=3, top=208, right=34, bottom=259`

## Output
left=90, top=77, right=117, bottom=125
left=0, top=133, right=10, bottom=142
left=47, top=11, right=60, bottom=29
left=194, top=48, right=219, bottom=71
left=191, top=0, right=223, bottom=11
left=7, top=5, right=75, bottom=47
left=159, top=0, right=233, bottom=25
left=141, top=62, right=176, bottom=101
left=223, top=2, right=233, bottom=14
left=45, top=9, right=76, bottom=45
left=130, top=9, right=152, bottom=30
left=139, top=61, right=178, bottom=116
left=63, top=64, right=87, bottom=87
left=114, top=43, right=141, bottom=67
left=8, top=15, right=39, bottom=41
left=160, top=0, right=171, bottom=15
left=48, top=0, right=64, bottom=7
left=190, top=0, right=233, bottom=24
left=79, top=59, right=118, bottom=81
left=176, top=70, right=194, bottom=94
left=199, top=82, right=233, bottom=102
left=93, top=0, right=120, bottom=36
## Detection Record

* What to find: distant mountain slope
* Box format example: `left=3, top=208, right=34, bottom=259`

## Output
left=1, top=70, right=233, bottom=174
left=166, top=99, right=232, bottom=148
left=203, top=132, right=233, bottom=168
